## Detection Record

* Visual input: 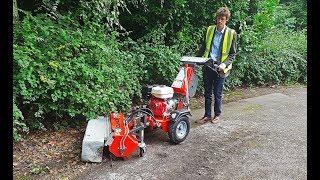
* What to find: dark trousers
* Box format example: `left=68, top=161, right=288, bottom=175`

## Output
left=203, top=66, right=225, bottom=118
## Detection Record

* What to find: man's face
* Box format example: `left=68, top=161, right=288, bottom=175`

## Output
left=216, top=16, right=227, bottom=30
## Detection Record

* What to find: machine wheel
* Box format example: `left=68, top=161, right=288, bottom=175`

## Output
left=168, top=115, right=190, bottom=144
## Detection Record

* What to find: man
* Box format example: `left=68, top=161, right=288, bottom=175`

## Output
left=196, top=7, right=237, bottom=124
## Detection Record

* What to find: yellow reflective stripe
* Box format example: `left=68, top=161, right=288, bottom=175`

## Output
left=227, top=29, right=234, bottom=52
left=221, top=28, right=234, bottom=62
left=205, top=26, right=212, bottom=44
left=204, top=27, right=211, bottom=55
left=222, top=28, right=229, bottom=55
left=203, top=25, right=215, bottom=58
left=221, top=28, right=229, bottom=62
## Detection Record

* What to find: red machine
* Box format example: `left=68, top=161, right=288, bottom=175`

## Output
left=98, top=57, right=209, bottom=159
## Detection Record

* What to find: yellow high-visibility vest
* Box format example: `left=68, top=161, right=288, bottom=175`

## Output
left=203, top=25, right=235, bottom=71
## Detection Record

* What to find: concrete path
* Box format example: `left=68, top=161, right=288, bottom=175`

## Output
left=79, top=87, right=307, bottom=180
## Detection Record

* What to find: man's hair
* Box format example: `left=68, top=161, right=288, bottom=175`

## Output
left=216, top=7, right=231, bottom=20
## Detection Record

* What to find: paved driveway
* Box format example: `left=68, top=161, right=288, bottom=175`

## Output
left=79, top=87, right=307, bottom=180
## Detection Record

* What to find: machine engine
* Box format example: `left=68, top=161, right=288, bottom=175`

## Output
left=148, top=97, right=178, bottom=117
left=146, top=85, right=179, bottom=117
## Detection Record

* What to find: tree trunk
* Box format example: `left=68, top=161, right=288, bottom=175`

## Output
left=13, top=0, right=19, bottom=23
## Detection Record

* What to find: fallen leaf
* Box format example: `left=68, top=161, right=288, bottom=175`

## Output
left=48, top=141, right=56, bottom=146
left=45, top=154, right=52, bottom=158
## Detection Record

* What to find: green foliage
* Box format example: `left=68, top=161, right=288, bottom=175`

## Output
left=173, top=25, right=203, bottom=56
left=277, top=0, right=307, bottom=30
left=13, top=11, right=182, bottom=139
left=274, top=0, right=307, bottom=30
left=13, top=13, right=142, bottom=132
left=13, top=98, right=29, bottom=141
left=121, top=31, right=182, bottom=86
left=136, top=43, right=181, bottom=85
left=259, top=28, right=307, bottom=56
left=30, top=164, right=49, bottom=175
left=253, top=0, right=279, bottom=33
left=225, top=27, right=307, bottom=89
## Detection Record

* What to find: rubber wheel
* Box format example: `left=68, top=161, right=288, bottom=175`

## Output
left=168, top=115, right=190, bottom=144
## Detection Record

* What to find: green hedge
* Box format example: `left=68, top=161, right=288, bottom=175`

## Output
left=13, top=13, right=183, bottom=140
left=13, top=14, right=142, bottom=137
left=224, top=27, right=307, bottom=90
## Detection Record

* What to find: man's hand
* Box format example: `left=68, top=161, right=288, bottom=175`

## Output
left=205, top=57, right=215, bottom=66
left=218, top=63, right=226, bottom=71
left=210, top=57, right=217, bottom=62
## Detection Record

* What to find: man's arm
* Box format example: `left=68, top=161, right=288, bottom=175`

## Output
left=223, top=31, right=237, bottom=67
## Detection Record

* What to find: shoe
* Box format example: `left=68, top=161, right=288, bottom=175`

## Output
left=196, top=116, right=211, bottom=124
left=211, top=115, right=220, bottom=124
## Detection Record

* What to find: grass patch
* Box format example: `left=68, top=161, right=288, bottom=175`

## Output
left=242, top=104, right=263, bottom=111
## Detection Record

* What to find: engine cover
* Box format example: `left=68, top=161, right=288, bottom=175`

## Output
left=151, top=85, right=174, bottom=99
left=148, top=97, right=167, bottom=117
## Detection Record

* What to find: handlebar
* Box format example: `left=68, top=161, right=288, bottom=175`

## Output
left=180, top=56, right=223, bottom=74
left=204, top=58, right=222, bottom=73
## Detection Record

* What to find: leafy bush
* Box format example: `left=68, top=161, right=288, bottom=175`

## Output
left=276, top=0, right=307, bottom=30
left=135, top=43, right=181, bottom=85
left=13, top=13, right=142, bottom=131
left=13, top=12, right=183, bottom=138
left=252, top=0, right=279, bottom=33
left=120, top=26, right=183, bottom=86
left=225, top=27, right=307, bottom=89
left=13, top=98, right=29, bottom=141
